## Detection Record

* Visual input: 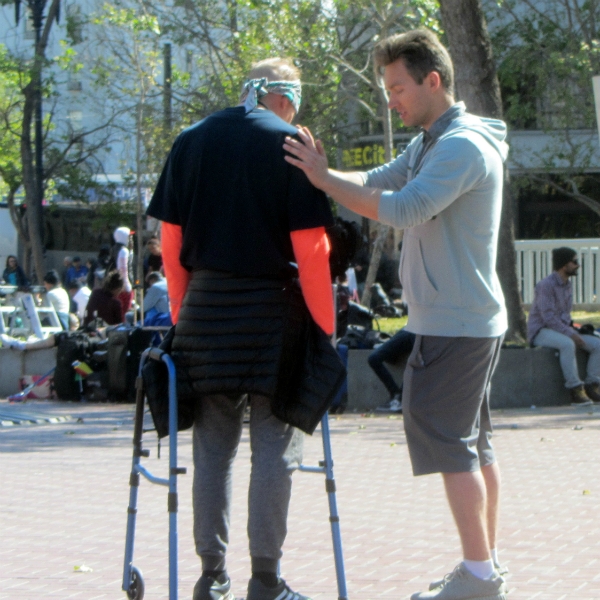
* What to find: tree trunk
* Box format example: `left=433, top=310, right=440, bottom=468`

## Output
left=21, top=82, right=46, bottom=283
left=135, top=100, right=145, bottom=324
left=439, top=0, right=527, bottom=341
left=361, top=65, right=394, bottom=308
left=17, top=0, right=61, bottom=283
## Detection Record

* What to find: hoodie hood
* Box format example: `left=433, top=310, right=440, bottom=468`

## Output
left=113, top=226, right=131, bottom=245
left=446, top=107, right=509, bottom=163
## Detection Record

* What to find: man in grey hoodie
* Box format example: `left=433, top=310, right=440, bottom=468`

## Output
left=284, top=29, right=508, bottom=600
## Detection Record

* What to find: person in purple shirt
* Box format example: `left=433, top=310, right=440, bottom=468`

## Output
left=527, top=246, right=600, bottom=406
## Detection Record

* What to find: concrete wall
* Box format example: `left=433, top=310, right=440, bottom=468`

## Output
left=0, top=347, right=57, bottom=397
left=0, top=344, right=588, bottom=407
left=347, top=346, right=588, bottom=411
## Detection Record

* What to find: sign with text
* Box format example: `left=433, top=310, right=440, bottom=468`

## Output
left=341, top=140, right=410, bottom=170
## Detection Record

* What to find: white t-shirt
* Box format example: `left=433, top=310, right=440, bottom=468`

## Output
left=46, top=286, right=70, bottom=314
left=117, top=246, right=132, bottom=293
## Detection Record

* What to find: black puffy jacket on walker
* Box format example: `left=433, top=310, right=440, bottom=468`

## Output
left=171, top=272, right=344, bottom=435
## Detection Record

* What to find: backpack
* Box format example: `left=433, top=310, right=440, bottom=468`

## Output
left=337, top=299, right=375, bottom=337
left=107, top=327, right=154, bottom=401
left=369, top=283, right=404, bottom=317
left=337, top=325, right=391, bottom=350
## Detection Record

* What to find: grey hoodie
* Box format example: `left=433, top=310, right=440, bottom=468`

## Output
left=363, top=102, right=508, bottom=337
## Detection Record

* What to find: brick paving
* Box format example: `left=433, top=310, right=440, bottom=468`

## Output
left=1, top=400, right=599, bottom=600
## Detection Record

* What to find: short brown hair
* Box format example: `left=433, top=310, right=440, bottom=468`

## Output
left=373, top=29, right=454, bottom=94
left=248, top=58, right=300, bottom=82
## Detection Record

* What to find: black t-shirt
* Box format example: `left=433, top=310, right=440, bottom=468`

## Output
left=147, top=107, right=333, bottom=278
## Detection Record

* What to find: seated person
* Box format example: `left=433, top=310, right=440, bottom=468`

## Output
left=2, top=315, right=95, bottom=351
left=528, top=246, right=600, bottom=406
left=65, top=256, right=89, bottom=286
left=1, top=332, right=57, bottom=351
left=143, top=236, right=163, bottom=276
left=83, top=270, right=124, bottom=327
left=368, top=327, right=416, bottom=413
left=143, top=272, right=172, bottom=326
left=68, top=281, right=91, bottom=323
left=43, top=270, right=70, bottom=330
left=2, top=255, right=29, bottom=289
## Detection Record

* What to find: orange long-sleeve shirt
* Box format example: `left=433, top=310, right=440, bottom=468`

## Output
left=160, top=222, right=333, bottom=334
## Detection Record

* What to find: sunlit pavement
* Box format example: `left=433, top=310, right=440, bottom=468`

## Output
left=0, top=400, right=599, bottom=600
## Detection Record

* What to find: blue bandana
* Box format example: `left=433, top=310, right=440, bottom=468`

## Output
left=240, top=77, right=302, bottom=114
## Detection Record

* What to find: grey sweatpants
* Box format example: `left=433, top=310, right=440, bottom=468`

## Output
left=192, top=393, right=304, bottom=573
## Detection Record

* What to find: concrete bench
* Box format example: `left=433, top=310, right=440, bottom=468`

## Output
left=346, top=346, right=589, bottom=411
left=0, top=344, right=588, bottom=409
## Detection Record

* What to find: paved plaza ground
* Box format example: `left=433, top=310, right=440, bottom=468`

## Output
left=1, top=399, right=599, bottom=600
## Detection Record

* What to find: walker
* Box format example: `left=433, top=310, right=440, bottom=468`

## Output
left=121, top=346, right=349, bottom=599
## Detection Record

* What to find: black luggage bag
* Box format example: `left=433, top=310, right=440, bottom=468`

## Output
left=54, top=332, right=102, bottom=400
left=107, top=327, right=154, bottom=401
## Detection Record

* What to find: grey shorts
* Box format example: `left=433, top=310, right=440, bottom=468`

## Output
left=403, top=334, right=503, bottom=476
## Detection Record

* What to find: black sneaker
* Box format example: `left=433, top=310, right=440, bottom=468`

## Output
left=246, top=577, right=311, bottom=600
left=193, top=574, right=235, bottom=600
left=570, top=385, right=593, bottom=407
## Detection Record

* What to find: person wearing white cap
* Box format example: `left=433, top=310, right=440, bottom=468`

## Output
left=112, top=226, right=134, bottom=322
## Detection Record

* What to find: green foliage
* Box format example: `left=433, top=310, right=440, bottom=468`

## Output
left=484, top=0, right=600, bottom=223
left=90, top=0, right=176, bottom=186
left=123, top=0, right=441, bottom=165
left=0, top=36, right=122, bottom=212
left=90, top=199, right=137, bottom=233
left=65, top=4, right=88, bottom=45
left=55, top=41, right=84, bottom=73
left=0, top=45, right=23, bottom=197
left=486, top=0, right=600, bottom=133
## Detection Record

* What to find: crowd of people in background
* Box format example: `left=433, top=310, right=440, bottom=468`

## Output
left=0, top=225, right=166, bottom=332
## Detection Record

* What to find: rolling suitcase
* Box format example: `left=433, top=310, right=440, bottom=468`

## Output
left=108, top=327, right=154, bottom=401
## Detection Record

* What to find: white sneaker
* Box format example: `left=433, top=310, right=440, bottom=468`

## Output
left=375, top=395, right=402, bottom=413
left=413, top=563, right=507, bottom=600
left=430, top=564, right=508, bottom=590
left=0, top=333, right=23, bottom=350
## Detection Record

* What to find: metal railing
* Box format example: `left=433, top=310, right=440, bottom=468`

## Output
left=514, top=238, right=600, bottom=305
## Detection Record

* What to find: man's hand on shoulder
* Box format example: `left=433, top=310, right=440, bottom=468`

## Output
left=283, top=126, right=379, bottom=220
left=283, top=126, right=330, bottom=190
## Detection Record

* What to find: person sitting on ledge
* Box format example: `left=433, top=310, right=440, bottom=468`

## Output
left=527, top=246, right=600, bottom=407
left=43, top=270, right=70, bottom=331
left=369, top=328, right=416, bottom=413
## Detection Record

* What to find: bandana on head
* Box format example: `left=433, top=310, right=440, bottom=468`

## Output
left=240, top=77, right=302, bottom=114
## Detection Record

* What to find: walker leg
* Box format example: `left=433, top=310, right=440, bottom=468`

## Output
left=320, top=414, right=348, bottom=600
left=166, top=356, right=181, bottom=600
left=122, top=374, right=147, bottom=594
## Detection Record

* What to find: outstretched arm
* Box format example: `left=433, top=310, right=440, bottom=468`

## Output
left=283, top=126, right=381, bottom=220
